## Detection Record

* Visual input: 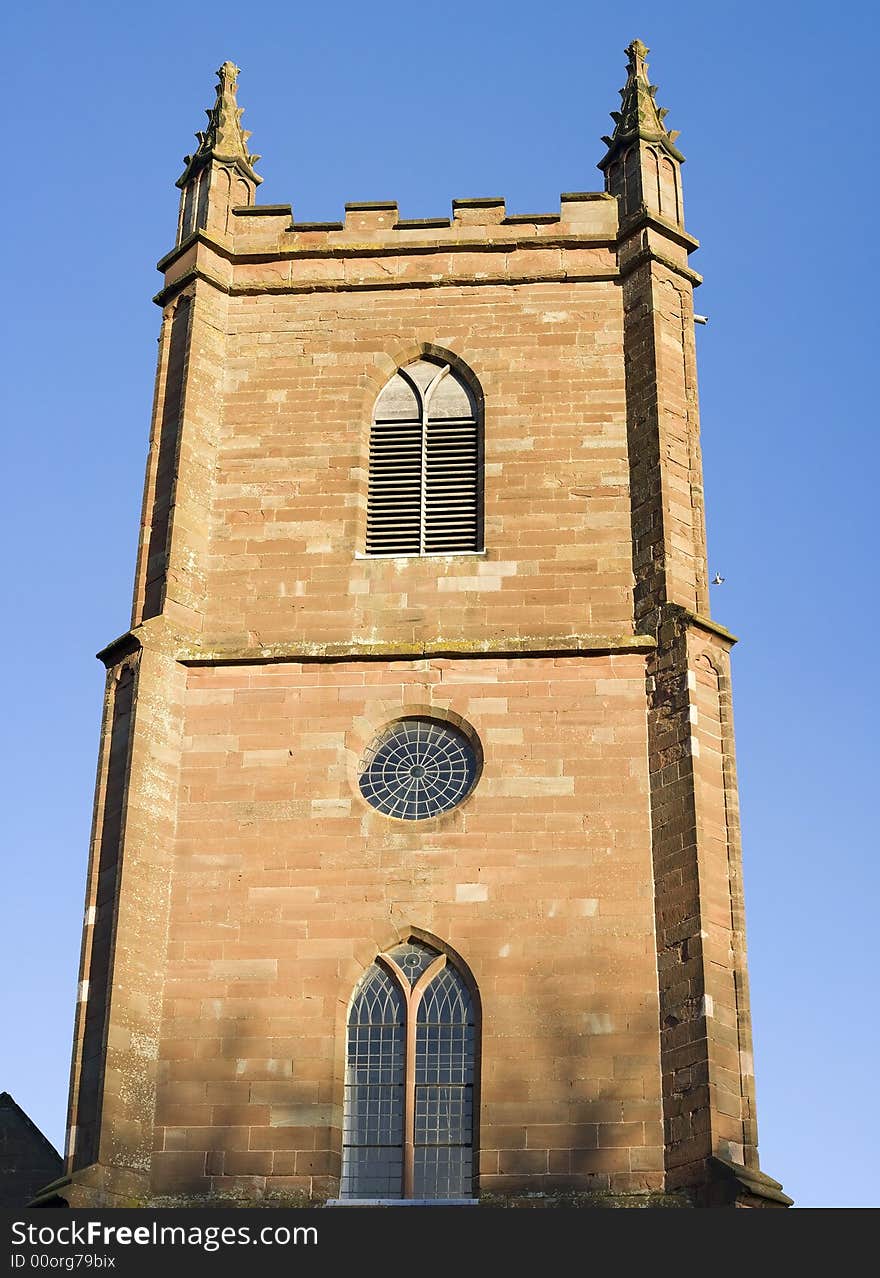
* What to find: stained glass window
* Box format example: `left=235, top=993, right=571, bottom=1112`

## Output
left=358, top=718, right=478, bottom=820
left=340, top=940, right=477, bottom=1200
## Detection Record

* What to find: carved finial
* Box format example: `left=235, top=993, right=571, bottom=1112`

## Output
left=626, top=38, right=650, bottom=75
left=598, top=38, right=684, bottom=170
left=177, top=61, right=262, bottom=188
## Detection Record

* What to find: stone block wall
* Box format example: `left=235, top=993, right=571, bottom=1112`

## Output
left=151, top=652, right=662, bottom=1201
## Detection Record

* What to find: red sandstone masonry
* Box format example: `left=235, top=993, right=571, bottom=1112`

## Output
left=59, top=49, right=786, bottom=1210
left=152, top=655, right=662, bottom=1199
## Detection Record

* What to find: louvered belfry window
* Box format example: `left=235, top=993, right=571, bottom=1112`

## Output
left=366, top=358, right=482, bottom=556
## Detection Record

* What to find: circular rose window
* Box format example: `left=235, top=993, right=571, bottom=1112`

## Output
left=358, top=718, right=478, bottom=820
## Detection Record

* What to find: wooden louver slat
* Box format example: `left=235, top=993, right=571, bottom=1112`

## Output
left=366, top=416, right=423, bottom=555
left=366, top=368, right=481, bottom=556
left=424, top=415, right=478, bottom=554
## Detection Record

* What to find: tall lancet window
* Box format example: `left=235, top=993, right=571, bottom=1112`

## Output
left=366, top=358, right=483, bottom=556
left=341, top=940, right=477, bottom=1200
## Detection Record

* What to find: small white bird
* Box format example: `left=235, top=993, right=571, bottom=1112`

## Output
left=712, top=573, right=725, bottom=585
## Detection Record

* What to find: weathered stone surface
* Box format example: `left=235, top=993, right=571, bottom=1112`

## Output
left=61, top=44, right=788, bottom=1209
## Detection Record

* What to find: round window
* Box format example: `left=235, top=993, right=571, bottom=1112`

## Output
left=358, top=718, right=478, bottom=820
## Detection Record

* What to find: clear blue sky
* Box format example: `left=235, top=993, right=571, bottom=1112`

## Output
left=3, top=0, right=877, bottom=1209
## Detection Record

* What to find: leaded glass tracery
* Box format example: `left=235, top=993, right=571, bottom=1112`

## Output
left=358, top=717, right=478, bottom=820
left=386, top=940, right=440, bottom=986
left=414, top=966, right=475, bottom=1199
left=341, top=966, right=405, bottom=1199
left=340, top=940, right=477, bottom=1200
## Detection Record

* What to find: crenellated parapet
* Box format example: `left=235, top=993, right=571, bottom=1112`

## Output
left=156, top=192, right=624, bottom=306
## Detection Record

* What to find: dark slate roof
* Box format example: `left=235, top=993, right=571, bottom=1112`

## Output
left=0, top=1092, right=63, bottom=1208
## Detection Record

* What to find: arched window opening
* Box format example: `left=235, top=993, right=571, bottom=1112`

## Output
left=366, top=358, right=483, bottom=557
left=660, top=155, right=681, bottom=225
left=341, top=940, right=477, bottom=1200
left=623, top=145, right=641, bottom=215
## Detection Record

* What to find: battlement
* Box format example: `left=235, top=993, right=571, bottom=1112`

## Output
left=234, top=190, right=616, bottom=243
left=155, top=191, right=624, bottom=304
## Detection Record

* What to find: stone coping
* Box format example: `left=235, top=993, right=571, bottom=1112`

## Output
left=233, top=204, right=292, bottom=217
left=395, top=217, right=452, bottom=229
left=344, top=201, right=398, bottom=211
left=452, top=197, right=505, bottom=208
left=710, top=1156, right=793, bottom=1208
left=661, top=605, right=738, bottom=646
left=290, top=220, right=344, bottom=232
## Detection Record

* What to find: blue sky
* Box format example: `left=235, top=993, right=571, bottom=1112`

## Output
left=3, top=0, right=877, bottom=1208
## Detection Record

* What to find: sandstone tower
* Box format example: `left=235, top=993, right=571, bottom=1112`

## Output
left=51, top=44, right=790, bottom=1208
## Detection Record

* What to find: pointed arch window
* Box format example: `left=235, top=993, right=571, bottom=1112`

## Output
left=341, top=940, right=477, bottom=1200
left=366, top=358, right=483, bottom=557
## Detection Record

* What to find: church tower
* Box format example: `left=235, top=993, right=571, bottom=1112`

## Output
left=52, top=45, right=790, bottom=1208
